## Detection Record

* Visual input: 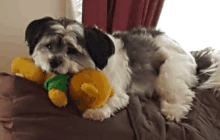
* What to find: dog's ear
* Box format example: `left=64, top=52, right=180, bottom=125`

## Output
left=25, top=17, right=54, bottom=55
left=84, top=27, right=115, bottom=70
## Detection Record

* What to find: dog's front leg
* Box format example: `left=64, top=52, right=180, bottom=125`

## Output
left=155, top=57, right=197, bottom=122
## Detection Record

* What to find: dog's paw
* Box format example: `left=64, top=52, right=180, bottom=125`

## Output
left=161, top=100, right=191, bottom=122
left=83, top=109, right=110, bottom=121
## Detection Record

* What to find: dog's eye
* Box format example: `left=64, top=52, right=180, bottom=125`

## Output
left=67, top=48, right=79, bottom=55
left=46, top=44, right=51, bottom=50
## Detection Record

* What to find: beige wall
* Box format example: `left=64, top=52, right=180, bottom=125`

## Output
left=0, top=0, right=66, bottom=74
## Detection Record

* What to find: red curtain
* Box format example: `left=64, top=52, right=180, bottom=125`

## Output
left=83, top=0, right=165, bottom=33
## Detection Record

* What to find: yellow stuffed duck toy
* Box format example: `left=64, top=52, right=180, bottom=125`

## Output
left=11, top=57, right=114, bottom=111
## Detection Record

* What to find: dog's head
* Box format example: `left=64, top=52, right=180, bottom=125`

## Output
left=25, top=17, right=115, bottom=75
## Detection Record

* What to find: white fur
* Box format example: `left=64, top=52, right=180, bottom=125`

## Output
left=66, top=24, right=84, bottom=36
left=32, top=49, right=71, bottom=74
left=83, top=36, right=132, bottom=120
left=63, top=35, right=83, bottom=53
left=51, top=24, right=84, bottom=53
left=51, top=24, right=84, bottom=36
left=51, top=25, right=65, bottom=34
left=154, top=34, right=198, bottom=122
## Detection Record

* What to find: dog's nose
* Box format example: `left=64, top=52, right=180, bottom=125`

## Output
left=50, top=57, right=63, bottom=68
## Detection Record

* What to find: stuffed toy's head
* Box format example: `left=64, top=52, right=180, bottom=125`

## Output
left=11, top=57, right=68, bottom=107
left=11, top=57, right=51, bottom=84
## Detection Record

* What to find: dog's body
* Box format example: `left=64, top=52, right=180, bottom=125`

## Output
left=25, top=17, right=197, bottom=122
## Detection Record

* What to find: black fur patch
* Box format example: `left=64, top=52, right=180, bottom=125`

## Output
left=25, top=17, right=56, bottom=55
left=191, top=47, right=214, bottom=84
left=191, top=47, right=214, bottom=74
left=146, top=28, right=164, bottom=38
left=84, top=27, right=115, bottom=70
left=114, top=27, right=165, bottom=97
left=119, top=26, right=164, bottom=38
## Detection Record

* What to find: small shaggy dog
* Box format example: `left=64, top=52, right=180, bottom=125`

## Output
left=25, top=17, right=198, bottom=122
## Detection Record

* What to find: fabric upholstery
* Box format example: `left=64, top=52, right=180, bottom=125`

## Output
left=0, top=72, right=220, bottom=140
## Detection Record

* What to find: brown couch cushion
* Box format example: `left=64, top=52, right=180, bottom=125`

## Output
left=0, top=73, right=135, bottom=140
left=1, top=72, right=220, bottom=140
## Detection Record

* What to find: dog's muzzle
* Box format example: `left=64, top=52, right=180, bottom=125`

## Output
left=49, top=56, right=63, bottom=69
